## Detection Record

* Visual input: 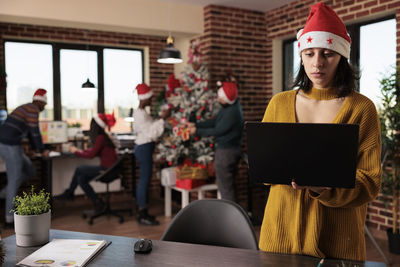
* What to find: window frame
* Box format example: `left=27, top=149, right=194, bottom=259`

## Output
left=3, top=39, right=145, bottom=120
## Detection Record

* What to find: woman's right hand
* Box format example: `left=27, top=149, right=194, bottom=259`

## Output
left=69, top=146, right=79, bottom=153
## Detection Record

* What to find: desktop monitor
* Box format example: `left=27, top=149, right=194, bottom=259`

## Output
left=39, top=121, right=68, bottom=144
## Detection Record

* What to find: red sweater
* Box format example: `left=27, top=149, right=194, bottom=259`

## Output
left=74, top=134, right=118, bottom=168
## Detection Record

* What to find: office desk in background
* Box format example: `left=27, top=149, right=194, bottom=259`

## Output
left=2, top=230, right=386, bottom=267
left=39, top=149, right=136, bottom=198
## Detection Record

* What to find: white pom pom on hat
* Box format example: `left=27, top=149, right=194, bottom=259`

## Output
left=297, top=2, right=351, bottom=59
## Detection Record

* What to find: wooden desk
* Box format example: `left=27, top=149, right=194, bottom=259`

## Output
left=2, top=229, right=386, bottom=267
left=40, top=151, right=136, bottom=198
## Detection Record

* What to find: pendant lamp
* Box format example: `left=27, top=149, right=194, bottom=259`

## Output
left=82, top=78, right=95, bottom=88
left=157, top=36, right=183, bottom=64
left=157, top=2, right=182, bottom=64
left=82, top=30, right=96, bottom=89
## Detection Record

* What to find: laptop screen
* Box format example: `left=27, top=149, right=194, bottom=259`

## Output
left=245, top=122, right=359, bottom=188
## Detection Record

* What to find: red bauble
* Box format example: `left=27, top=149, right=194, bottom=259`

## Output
left=168, top=161, right=173, bottom=166
left=196, top=115, right=201, bottom=120
left=209, top=143, right=214, bottom=148
left=179, top=108, right=183, bottom=112
left=194, top=137, right=199, bottom=141
left=172, top=145, right=176, bottom=149
left=201, top=106, right=205, bottom=111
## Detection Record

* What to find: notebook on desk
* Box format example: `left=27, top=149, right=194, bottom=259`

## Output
left=245, top=122, right=359, bottom=188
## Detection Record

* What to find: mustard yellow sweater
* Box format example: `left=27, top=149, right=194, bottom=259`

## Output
left=259, top=88, right=382, bottom=261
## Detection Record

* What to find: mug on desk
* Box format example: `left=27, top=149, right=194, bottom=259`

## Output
left=61, top=143, right=72, bottom=153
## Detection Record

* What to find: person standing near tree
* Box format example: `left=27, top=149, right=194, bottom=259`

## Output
left=258, top=2, right=381, bottom=261
left=133, top=83, right=170, bottom=225
left=0, top=88, right=50, bottom=228
left=187, top=82, right=244, bottom=203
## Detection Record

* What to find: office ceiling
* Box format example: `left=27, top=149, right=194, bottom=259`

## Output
left=162, top=0, right=298, bottom=12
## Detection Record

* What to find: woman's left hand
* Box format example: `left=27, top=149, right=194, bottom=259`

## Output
left=291, top=180, right=331, bottom=194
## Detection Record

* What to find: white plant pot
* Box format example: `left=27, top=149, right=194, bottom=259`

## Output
left=14, top=210, right=51, bottom=247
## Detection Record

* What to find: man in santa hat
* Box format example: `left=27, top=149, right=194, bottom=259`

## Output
left=187, top=81, right=244, bottom=203
left=133, top=83, right=170, bottom=225
left=0, top=88, right=50, bottom=228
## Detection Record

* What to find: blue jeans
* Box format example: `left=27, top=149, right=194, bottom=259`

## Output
left=0, top=143, right=35, bottom=223
left=134, top=142, right=155, bottom=209
left=67, top=165, right=106, bottom=203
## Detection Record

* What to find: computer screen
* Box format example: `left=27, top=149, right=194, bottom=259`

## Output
left=39, top=121, right=68, bottom=144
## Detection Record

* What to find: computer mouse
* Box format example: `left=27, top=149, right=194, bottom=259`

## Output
left=134, top=238, right=152, bottom=254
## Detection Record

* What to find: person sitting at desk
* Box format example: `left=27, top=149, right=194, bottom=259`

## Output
left=54, top=113, right=118, bottom=213
left=0, top=88, right=50, bottom=228
left=258, top=2, right=381, bottom=261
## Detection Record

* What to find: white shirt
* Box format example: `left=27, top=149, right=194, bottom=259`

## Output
left=133, top=108, right=165, bottom=145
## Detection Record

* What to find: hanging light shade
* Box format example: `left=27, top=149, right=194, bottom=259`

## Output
left=81, top=78, right=95, bottom=88
left=157, top=36, right=183, bottom=64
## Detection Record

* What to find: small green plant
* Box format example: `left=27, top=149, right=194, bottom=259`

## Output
left=12, top=186, right=50, bottom=216
left=68, top=122, right=82, bottom=128
left=378, top=66, right=400, bottom=233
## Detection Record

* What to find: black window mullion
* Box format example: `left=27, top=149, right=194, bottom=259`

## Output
left=53, top=44, right=61, bottom=120
left=98, top=48, right=104, bottom=113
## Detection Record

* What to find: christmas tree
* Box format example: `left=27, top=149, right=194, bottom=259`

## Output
left=156, top=40, right=220, bottom=166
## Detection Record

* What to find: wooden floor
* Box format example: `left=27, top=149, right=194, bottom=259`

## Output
left=1, top=195, right=400, bottom=266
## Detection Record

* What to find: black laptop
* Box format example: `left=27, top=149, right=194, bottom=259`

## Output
left=245, top=122, right=359, bottom=188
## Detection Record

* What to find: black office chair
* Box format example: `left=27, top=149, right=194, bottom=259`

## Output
left=82, top=154, right=133, bottom=224
left=161, top=199, right=258, bottom=250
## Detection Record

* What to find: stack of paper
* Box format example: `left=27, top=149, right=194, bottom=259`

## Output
left=17, top=239, right=107, bottom=267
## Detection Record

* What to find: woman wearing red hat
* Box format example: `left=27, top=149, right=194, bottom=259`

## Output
left=54, top=113, right=118, bottom=214
left=259, top=2, right=381, bottom=261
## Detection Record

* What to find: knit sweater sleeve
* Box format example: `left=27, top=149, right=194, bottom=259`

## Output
left=309, top=95, right=382, bottom=208
left=75, top=134, right=106, bottom=159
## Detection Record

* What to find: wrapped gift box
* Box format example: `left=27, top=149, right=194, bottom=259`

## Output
left=175, top=178, right=206, bottom=190
left=161, top=167, right=176, bottom=186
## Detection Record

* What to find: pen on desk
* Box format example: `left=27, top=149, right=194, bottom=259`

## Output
left=317, top=258, right=324, bottom=267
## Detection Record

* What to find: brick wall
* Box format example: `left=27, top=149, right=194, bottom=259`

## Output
left=201, top=5, right=270, bottom=208
left=263, top=0, right=400, bottom=231
left=0, top=22, right=173, bottom=198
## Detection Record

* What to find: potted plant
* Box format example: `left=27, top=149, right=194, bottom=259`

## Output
left=378, top=66, right=400, bottom=254
left=12, top=186, right=51, bottom=247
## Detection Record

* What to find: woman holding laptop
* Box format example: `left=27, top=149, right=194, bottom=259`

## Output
left=259, top=2, right=381, bottom=261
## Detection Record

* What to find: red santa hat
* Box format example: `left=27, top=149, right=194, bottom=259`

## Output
left=93, top=112, right=116, bottom=131
left=32, top=88, right=47, bottom=103
left=136, top=83, right=153, bottom=100
left=297, top=2, right=351, bottom=59
left=217, top=82, right=238, bottom=105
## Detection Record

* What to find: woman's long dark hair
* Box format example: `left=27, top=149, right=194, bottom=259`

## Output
left=292, top=56, right=360, bottom=98
left=88, top=118, right=115, bottom=148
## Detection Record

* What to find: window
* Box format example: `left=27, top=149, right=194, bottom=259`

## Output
left=4, top=40, right=144, bottom=132
left=4, top=41, right=53, bottom=119
left=282, top=16, right=396, bottom=106
left=359, top=19, right=396, bottom=107
left=60, top=49, right=98, bottom=130
left=282, top=39, right=300, bottom=91
left=104, top=48, right=142, bottom=133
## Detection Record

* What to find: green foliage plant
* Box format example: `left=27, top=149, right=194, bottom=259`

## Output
left=378, top=66, right=400, bottom=233
left=12, top=186, right=51, bottom=216
left=67, top=122, right=82, bottom=128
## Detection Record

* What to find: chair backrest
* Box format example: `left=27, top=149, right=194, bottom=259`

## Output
left=95, top=154, right=125, bottom=183
left=161, top=199, right=258, bottom=250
